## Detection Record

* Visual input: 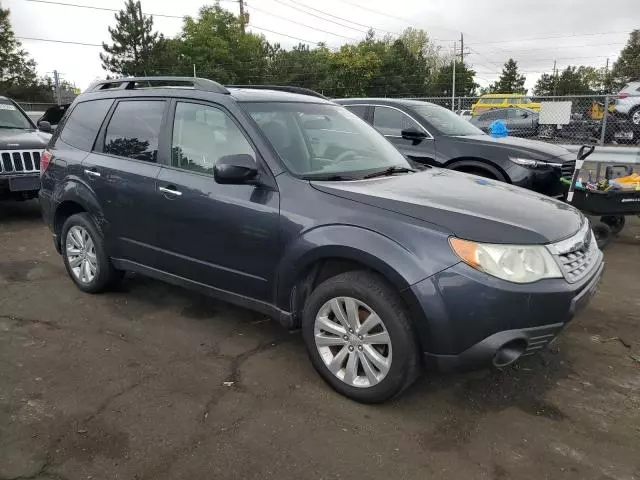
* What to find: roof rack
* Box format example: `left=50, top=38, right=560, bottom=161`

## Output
left=86, top=77, right=230, bottom=94
left=227, top=85, right=328, bottom=100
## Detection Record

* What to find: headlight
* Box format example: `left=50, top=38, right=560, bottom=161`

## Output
left=509, top=157, right=562, bottom=168
left=449, top=238, right=563, bottom=283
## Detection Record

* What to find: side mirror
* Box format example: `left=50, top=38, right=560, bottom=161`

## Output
left=38, top=120, right=53, bottom=133
left=522, top=112, right=529, bottom=118
left=401, top=127, right=427, bottom=141
left=214, top=154, right=258, bottom=185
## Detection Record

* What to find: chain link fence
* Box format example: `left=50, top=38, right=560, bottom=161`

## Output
left=381, top=94, right=640, bottom=146
left=16, top=94, right=640, bottom=146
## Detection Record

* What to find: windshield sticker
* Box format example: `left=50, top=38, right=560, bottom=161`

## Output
left=0, top=104, right=17, bottom=111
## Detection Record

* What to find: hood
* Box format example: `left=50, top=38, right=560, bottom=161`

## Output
left=449, top=134, right=573, bottom=161
left=0, top=129, right=51, bottom=150
left=312, top=168, right=583, bottom=244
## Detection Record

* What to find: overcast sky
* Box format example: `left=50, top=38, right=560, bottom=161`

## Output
left=4, top=0, right=639, bottom=92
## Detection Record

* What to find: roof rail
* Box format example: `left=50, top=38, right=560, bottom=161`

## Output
left=227, top=85, right=328, bottom=100
left=86, top=77, right=230, bottom=94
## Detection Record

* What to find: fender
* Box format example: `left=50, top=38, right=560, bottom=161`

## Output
left=52, top=175, right=106, bottom=234
left=276, top=224, right=439, bottom=311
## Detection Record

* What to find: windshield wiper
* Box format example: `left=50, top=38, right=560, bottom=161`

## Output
left=305, top=174, right=356, bottom=181
left=363, top=165, right=416, bottom=179
left=0, top=126, right=27, bottom=129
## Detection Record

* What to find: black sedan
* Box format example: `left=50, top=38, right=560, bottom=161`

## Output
left=470, top=107, right=539, bottom=137
left=334, top=98, right=572, bottom=196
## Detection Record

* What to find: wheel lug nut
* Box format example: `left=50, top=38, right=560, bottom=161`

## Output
left=348, top=345, right=354, bottom=351
left=349, top=328, right=354, bottom=333
left=358, top=335, right=363, bottom=340
left=343, top=335, right=348, bottom=341
left=358, top=345, right=363, bottom=351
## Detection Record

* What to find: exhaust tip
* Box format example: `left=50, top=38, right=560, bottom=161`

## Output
left=493, top=339, right=527, bottom=368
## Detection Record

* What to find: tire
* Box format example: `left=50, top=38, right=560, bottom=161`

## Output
left=302, top=270, right=420, bottom=403
left=630, top=106, right=640, bottom=127
left=600, top=215, right=625, bottom=235
left=591, top=221, right=612, bottom=250
left=61, top=213, right=123, bottom=293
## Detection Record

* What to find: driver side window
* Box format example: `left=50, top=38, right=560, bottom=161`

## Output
left=171, top=102, right=255, bottom=175
left=373, top=106, right=421, bottom=137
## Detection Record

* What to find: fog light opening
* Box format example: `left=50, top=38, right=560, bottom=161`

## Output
left=493, top=339, right=527, bottom=368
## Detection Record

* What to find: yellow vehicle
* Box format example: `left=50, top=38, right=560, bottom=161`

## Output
left=471, top=94, right=541, bottom=116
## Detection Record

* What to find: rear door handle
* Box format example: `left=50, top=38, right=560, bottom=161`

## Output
left=84, top=169, right=101, bottom=178
left=158, top=186, right=182, bottom=197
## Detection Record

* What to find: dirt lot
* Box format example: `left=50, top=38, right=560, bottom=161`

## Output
left=1, top=200, right=639, bottom=480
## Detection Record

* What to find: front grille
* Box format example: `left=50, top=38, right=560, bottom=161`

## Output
left=547, top=222, right=600, bottom=283
left=0, top=150, right=42, bottom=174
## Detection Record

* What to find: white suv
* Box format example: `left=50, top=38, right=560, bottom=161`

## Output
left=614, top=81, right=640, bottom=126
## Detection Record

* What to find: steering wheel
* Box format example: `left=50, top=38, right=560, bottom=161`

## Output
left=333, top=150, right=358, bottom=163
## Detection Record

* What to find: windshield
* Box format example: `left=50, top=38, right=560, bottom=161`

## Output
left=0, top=100, right=34, bottom=129
left=242, top=102, right=411, bottom=179
left=411, top=104, right=484, bottom=136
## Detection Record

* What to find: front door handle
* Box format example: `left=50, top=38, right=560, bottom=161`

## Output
left=158, top=186, right=182, bottom=197
left=84, top=169, right=101, bottom=178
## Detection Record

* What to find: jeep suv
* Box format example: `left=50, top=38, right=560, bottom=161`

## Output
left=40, top=77, right=604, bottom=403
left=0, top=96, right=51, bottom=200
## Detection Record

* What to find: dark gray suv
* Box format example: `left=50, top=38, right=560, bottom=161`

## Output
left=39, top=77, right=604, bottom=403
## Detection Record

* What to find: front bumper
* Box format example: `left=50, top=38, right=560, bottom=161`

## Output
left=0, top=173, right=40, bottom=193
left=409, top=257, right=604, bottom=372
left=504, top=162, right=563, bottom=196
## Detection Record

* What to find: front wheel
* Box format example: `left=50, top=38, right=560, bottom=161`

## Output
left=302, top=271, right=420, bottom=403
left=600, top=215, right=625, bottom=235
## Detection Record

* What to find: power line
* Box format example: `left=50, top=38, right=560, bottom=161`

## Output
left=246, top=3, right=359, bottom=41
left=469, top=30, right=632, bottom=46
left=266, top=0, right=368, bottom=34
left=18, top=35, right=102, bottom=47
left=22, top=0, right=192, bottom=18
left=248, top=25, right=321, bottom=45
left=288, top=0, right=373, bottom=33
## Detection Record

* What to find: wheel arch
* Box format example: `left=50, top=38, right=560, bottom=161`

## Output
left=445, top=157, right=510, bottom=182
left=276, top=226, right=430, bottom=329
left=52, top=178, right=105, bottom=248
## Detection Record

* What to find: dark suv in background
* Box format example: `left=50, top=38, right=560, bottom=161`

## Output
left=40, top=77, right=603, bottom=403
left=0, top=96, right=51, bottom=201
left=335, top=98, right=574, bottom=196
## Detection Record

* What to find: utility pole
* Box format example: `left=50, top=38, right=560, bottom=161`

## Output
left=451, top=41, right=456, bottom=111
left=552, top=60, right=557, bottom=97
left=193, top=64, right=197, bottom=78
left=239, top=0, right=246, bottom=33
left=460, top=33, right=464, bottom=65
left=53, top=70, right=61, bottom=105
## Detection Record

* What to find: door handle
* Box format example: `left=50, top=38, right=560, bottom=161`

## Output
left=84, top=169, right=101, bottom=178
left=158, top=186, right=182, bottom=197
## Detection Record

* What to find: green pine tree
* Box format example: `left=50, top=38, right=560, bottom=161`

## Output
left=490, top=58, right=526, bottom=94
left=611, top=29, right=640, bottom=86
left=0, top=5, right=40, bottom=96
left=100, top=0, right=160, bottom=76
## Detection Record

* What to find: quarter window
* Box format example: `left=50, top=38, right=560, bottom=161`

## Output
left=103, top=100, right=165, bottom=162
left=345, top=105, right=367, bottom=119
left=373, top=106, right=421, bottom=136
left=171, top=102, right=255, bottom=175
left=59, top=99, right=113, bottom=151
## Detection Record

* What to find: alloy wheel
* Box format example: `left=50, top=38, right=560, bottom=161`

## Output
left=66, top=226, right=98, bottom=284
left=314, top=297, right=392, bottom=388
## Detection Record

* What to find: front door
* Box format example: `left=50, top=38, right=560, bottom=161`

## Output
left=81, top=99, right=167, bottom=266
left=153, top=100, right=280, bottom=302
left=372, top=105, right=437, bottom=168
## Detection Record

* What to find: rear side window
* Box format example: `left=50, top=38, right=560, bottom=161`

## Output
left=345, top=105, right=367, bottom=119
left=59, top=99, right=112, bottom=151
left=103, top=100, right=165, bottom=162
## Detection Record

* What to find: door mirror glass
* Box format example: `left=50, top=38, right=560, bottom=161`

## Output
left=38, top=120, right=53, bottom=133
left=214, top=154, right=258, bottom=184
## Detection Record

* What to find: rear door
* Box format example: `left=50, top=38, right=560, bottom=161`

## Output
left=372, top=105, right=436, bottom=168
left=81, top=99, right=167, bottom=266
left=507, top=108, right=534, bottom=136
left=153, top=99, right=280, bottom=302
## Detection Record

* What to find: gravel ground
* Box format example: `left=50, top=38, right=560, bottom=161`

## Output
left=1, top=200, right=639, bottom=480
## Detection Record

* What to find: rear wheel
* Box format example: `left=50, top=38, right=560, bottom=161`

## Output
left=600, top=215, right=625, bottom=235
left=302, top=271, right=420, bottom=403
left=61, top=213, right=123, bottom=293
